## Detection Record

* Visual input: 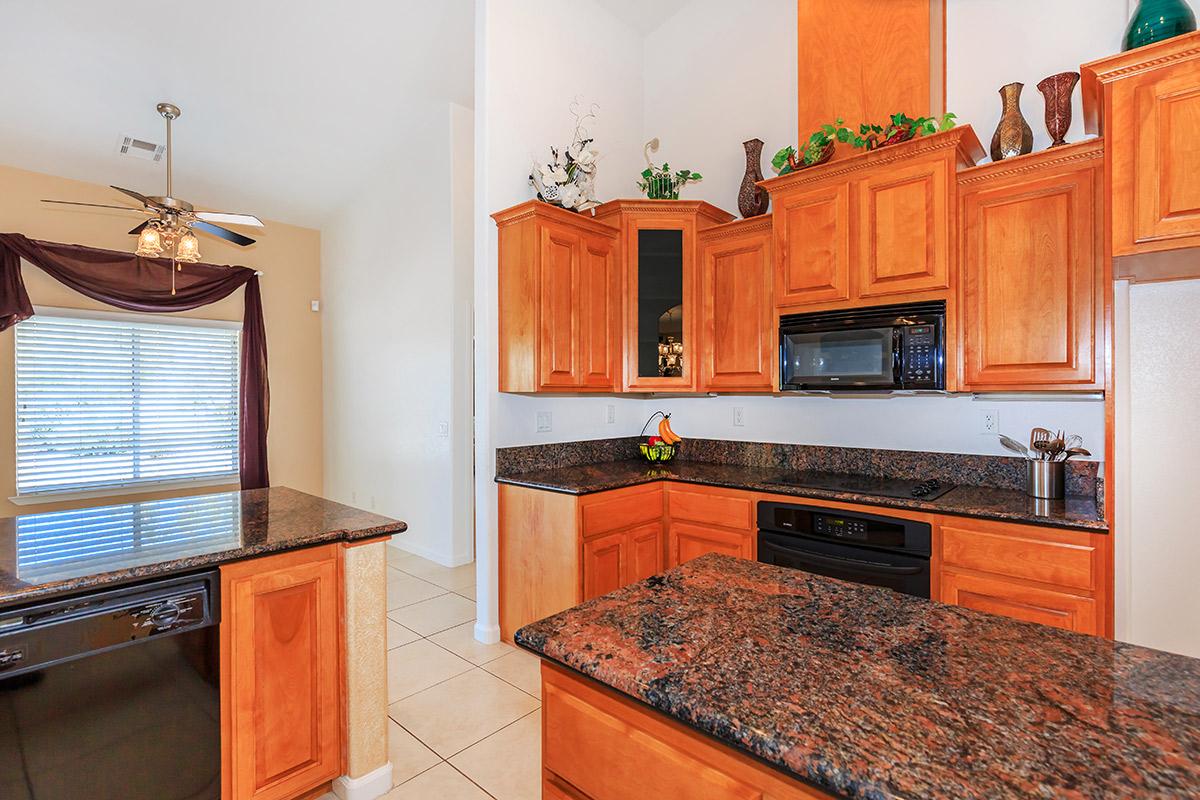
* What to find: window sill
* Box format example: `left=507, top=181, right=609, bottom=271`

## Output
left=10, top=476, right=240, bottom=506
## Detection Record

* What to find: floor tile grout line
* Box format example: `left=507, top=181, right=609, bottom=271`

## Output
left=441, top=703, right=543, bottom=762
left=445, top=761, right=499, bottom=799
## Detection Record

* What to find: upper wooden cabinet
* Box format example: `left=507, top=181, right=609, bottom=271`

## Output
left=593, top=200, right=734, bottom=392
left=697, top=216, right=775, bottom=392
left=1082, top=32, right=1200, bottom=259
left=762, top=127, right=983, bottom=313
left=221, top=545, right=344, bottom=800
left=494, top=200, right=620, bottom=392
left=957, top=141, right=1106, bottom=390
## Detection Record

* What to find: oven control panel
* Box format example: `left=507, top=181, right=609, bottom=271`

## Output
left=813, top=514, right=868, bottom=542
left=901, top=325, right=939, bottom=387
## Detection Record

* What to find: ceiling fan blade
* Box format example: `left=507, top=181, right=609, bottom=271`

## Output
left=129, top=221, right=149, bottom=236
left=42, top=199, right=148, bottom=212
left=196, top=211, right=265, bottom=228
left=110, top=185, right=161, bottom=208
left=192, top=219, right=256, bottom=247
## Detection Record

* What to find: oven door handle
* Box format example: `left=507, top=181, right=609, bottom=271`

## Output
left=760, top=540, right=925, bottom=575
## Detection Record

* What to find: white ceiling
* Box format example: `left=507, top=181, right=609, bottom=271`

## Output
left=0, top=0, right=474, bottom=229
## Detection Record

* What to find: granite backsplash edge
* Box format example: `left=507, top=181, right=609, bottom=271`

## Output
left=495, top=437, right=1102, bottom=505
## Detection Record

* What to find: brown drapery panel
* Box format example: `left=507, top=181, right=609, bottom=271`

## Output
left=0, top=233, right=269, bottom=489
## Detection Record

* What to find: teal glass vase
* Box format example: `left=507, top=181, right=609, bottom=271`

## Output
left=1124, top=0, right=1196, bottom=50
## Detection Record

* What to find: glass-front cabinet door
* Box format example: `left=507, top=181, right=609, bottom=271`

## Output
left=593, top=200, right=733, bottom=392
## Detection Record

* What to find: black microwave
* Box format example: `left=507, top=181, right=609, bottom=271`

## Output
left=779, top=301, right=946, bottom=391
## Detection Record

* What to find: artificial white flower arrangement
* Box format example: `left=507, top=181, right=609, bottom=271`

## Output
left=529, top=100, right=601, bottom=212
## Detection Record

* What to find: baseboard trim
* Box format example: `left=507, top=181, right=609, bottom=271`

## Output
left=386, top=540, right=473, bottom=568
left=474, top=620, right=501, bottom=645
left=332, top=762, right=392, bottom=800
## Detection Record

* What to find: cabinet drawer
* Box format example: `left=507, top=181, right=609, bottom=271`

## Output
left=580, top=484, right=663, bottom=537
left=544, top=679, right=762, bottom=800
left=941, top=521, right=1098, bottom=592
left=666, top=486, right=754, bottom=529
left=941, top=569, right=1098, bottom=634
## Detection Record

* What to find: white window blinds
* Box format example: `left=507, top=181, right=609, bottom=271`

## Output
left=15, top=310, right=241, bottom=496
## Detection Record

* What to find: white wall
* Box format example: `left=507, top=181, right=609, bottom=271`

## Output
left=323, top=101, right=475, bottom=567
left=947, top=0, right=1128, bottom=159
left=1119, top=279, right=1200, bottom=658
left=475, top=0, right=649, bottom=641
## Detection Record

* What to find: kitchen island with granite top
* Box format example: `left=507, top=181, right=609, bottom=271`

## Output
left=516, top=554, right=1200, bottom=800
left=0, top=487, right=405, bottom=800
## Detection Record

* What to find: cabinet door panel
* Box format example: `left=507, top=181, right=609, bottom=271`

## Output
left=699, top=227, right=774, bottom=391
left=579, top=234, right=619, bottom=389
left=582, top=531, right=626, bottom=600
left=222, top=546, right=342, bottom=800
left=626, top=522, right=665, bottom=584
left=774, top=183, right=851, bottom=307
left=539, top=224, right=581, bottom=389
left=941, top=569, right=1098, bottom=635
left=624, top=215, right=697, bottom=392
left=1130, top=64, right=1200, bottom=249
left=961, top=162, right=1101, bottom=388
left=668, top=522, right=752, bottom=568
left=856, top=159, right=949, bottom=297
left=941, top=522, right=1098, bottom=592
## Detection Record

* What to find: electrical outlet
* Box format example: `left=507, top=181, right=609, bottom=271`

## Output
left=980, top=409, right=999, bottom=435
left=536, top=411, right=552, bottom=433
left=606, top=404, right=616, bottom=424
left=438, top=421, right=449, bottom=437
left=733, top=406, right=745, bottom=427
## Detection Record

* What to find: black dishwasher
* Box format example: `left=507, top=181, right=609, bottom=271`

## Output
left=757, top=502, right=931, bottom=598
left=0, top=571, right=220, bottom=800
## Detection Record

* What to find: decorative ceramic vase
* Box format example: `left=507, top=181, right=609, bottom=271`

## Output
left=1037, top=72, right=1080, bottom=148
left=738, top=139, right=770, bottom=218
left=1124, top=0, right=1196, bottom=50
left=990, top=82, right=1034, bottom=161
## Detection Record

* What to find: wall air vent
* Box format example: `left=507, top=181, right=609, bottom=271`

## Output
left=116, top=135, right=165, bottom=162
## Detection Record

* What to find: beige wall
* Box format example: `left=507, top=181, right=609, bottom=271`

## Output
left=0, top=163, right=323, bottom=516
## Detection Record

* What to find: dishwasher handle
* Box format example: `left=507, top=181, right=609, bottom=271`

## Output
left=759, top=539, right=927, bottom=576
left=0, top=570, right=218, bottom=680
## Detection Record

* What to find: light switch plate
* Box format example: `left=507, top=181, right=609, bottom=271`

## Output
left=536, top=411, right=552, bottom=433
left=606, top=404, right=616, bottom=424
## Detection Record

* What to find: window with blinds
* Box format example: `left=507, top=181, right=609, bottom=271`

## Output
left=15, top=309, right=241, bottom=497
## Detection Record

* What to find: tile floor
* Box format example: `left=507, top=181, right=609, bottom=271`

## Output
left=326, top=544, right=542, bottom=799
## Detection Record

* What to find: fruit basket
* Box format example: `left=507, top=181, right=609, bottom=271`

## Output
left=638, top=411, right=682, bottom=463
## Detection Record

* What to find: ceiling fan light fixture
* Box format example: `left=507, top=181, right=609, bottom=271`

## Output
left=174, top=229, right=201, bottom=263
left=135, top=224, right=164, bottom=257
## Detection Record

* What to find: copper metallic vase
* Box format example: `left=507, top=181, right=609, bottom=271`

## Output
left=990, top=82, right=1034, bottom=161
left=738, top=138, right=770, bottom=218
left=1037, top=72, right=1080, bottom=148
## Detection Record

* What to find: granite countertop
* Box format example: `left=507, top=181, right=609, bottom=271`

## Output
left=0, top=486, right=406, bottom=609
left=495, top=459, right=1107, bottom=532
left=517, top=554, right=1200, bottom=799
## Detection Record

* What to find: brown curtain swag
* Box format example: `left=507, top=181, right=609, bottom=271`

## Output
left=0, top=233, right=269, bottom=490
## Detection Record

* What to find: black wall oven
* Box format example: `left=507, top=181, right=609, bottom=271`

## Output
left=757, top=502, right=932, bottom=598
left=779, top=301, right=946, bottom=391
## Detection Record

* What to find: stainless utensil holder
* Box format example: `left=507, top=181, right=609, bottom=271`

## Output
left=1026, top=460, right=1064, bottom=499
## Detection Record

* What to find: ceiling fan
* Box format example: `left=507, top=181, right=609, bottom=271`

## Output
left=43, top=102, right=264, bottom=264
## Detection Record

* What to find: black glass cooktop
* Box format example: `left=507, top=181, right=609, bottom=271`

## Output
left=765, top=471, right=956, bottom=501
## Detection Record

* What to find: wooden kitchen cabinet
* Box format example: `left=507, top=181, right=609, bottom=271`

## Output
left=593, top=200, right=734, bottom=392
left=1082, top=32, right=1200, bottom=262
left=957, top=141, right=1106, bottom=390
left=582, top=530, right=626, bottom=600
left=938, top=517, right=1107, bottom=636
left=697, top=215, right=775, bottom=392
left=493, top=200, right=620, bottom=392
left=221, top=545, right=343, bottom=800
left=762, top=127, right=983, bottom=313
left=665, top=484, right=755, bottom=567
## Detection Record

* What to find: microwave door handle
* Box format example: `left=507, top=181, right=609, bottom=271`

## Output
left=892, top=328, right=904, bottom=385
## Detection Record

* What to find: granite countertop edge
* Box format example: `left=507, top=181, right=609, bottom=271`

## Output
left=0, top=519, right=406, bottom=610
left=494, top=465, right=1108, bottom=533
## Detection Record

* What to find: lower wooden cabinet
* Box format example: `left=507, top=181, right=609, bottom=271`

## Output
left=221, top=545, right=344, bottom=800
left=541, top=662, right=831, bottom=800
left=941, top=569, right=1098, bottom=634
left=667, top=522, right=752, bottom=567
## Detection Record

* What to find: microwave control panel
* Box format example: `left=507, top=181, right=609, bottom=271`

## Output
left=901, top=325, right=939, bottom=387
